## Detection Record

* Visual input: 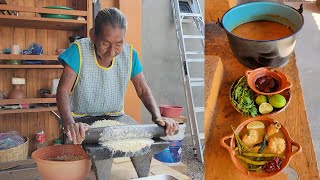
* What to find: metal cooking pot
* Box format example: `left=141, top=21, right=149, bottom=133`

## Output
left=219, top=2, right=304, bottom=69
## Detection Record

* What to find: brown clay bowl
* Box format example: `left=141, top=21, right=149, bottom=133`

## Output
left=245, top=67, right=292, bottom=96
left=230, top=76, right=292, bottom=116
left=220, top=117, right=302, bottom=178
left=32, top=145, right=91, bottom=180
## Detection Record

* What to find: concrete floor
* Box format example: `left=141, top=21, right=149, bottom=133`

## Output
left=181, top=145, right=204, bottom=180
left=285, top=2, right=320, bottom=168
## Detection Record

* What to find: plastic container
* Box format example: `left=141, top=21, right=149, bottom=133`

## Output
left=154, top=140, right=183, bottom=165
left=154, top=124, right=186, bottom=165
left=159, top=105, right=183, bottom=118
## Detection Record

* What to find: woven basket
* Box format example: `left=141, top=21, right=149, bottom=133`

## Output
left=0, top=137, right=29, bottom=163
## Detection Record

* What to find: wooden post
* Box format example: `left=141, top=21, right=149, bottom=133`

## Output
left=119, top=0, right=142, bottom=123
left=100, top=0, right=142, bottom=123
left=87, top=0, right=93, bottom=37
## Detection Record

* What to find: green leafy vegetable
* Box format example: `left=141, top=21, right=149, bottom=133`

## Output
left=231, top=76, right=258, bottom=117
left=258, top=137, right=267, bottom=154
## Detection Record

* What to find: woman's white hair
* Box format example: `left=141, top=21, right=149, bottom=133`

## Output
left=94, top=7, right=127, bottom=35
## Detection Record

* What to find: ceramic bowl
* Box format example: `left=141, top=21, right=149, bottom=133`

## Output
left=220, top=117, right=302, bottom=178
left=230, top=75, right=292, bottom=116
left=245, top=67, right=292, bottom=96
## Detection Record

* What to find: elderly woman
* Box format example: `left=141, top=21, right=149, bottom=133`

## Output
left=56, top=7, right=179, bottom=144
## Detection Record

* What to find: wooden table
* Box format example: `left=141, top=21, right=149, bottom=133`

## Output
left=204, top=23, right=320, bottom=180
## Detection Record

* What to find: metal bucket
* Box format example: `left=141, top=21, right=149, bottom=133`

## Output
left=219, top=2, right=304, bottom=68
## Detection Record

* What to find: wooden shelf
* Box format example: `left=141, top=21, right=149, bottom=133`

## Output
left=0, top=15, right=86, bottom=30
left=0, top=98, right=56, bottom=105
left=0, top=5, right=87, bottom=16
left=0, top=0, right=7, bottom=4
left=0, top=54, right=58, bottom=61
left=0, top=64, right=63, bottom=69
left=0, top=106, right=57, bottom=114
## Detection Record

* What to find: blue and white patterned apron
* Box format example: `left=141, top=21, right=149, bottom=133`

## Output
left=69, top=38, right=132, bottom=117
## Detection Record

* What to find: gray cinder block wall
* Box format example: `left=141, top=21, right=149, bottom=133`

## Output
left=141, top=0, right=205, bottom=144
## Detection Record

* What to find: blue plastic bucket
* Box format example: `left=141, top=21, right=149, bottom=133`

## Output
left=154, top=140, right=183, bottom=164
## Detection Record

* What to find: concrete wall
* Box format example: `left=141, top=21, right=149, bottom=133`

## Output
left=141, top=0, right=205, bottom=140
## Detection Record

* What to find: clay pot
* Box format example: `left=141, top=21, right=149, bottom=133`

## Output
left=220, top=117, right=302, bottom=178
left=245, top=67, right=292, bottom=95
left=32, top=145, right=91, bottom=180
left=159, top=105, right=183, bottom=118
left=8, top=85, right=26, bottom=99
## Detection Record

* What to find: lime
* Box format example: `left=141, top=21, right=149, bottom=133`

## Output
left=247, top=121, right=265, bottom=130
left=259, top=102, right=273, bottom=114
left=255, top=95, right=267, bottom=105
left=269, top=94, right=287, bottom=108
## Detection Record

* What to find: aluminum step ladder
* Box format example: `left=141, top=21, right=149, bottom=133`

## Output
left=171, top=0, right=204, bottom=162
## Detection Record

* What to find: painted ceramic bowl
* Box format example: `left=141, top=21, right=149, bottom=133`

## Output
left=220, top=117, right=302, bottom=178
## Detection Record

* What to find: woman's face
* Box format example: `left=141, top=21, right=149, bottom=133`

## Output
left=93, top=24, right=125, bottom=61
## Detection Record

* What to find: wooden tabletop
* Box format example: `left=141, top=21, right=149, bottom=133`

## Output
left=204, top=23, right=320, bottom=180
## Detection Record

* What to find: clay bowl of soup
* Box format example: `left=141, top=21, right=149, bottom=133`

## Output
left=220, top=117, right=302, bottom=178
left=219, top=2, right=304, bottom=69
left=245, top=67, right=292, bottom=96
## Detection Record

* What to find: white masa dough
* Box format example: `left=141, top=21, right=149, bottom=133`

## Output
left=90, top=119, right=125, bottom=128
left=100, top=138, right=154, bottom=153
left=90, top=119, right=154, bottom=153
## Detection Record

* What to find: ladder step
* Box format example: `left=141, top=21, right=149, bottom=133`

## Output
left=185, top=51, right=204, bottom=55
left=186, top=58, right=204, bottom=63
left=181, top=19, right=194, bottom=24
left=190, top=78, right=204, bottom=82
left=190, top=81, right=204, bottom=87
left=183, top=35, right=204, bottom=39
left=194, top=107, right=204, bottom=113
left=180, top=13, right=201, bottom=18
left=199, top=132, right=204, bottom=140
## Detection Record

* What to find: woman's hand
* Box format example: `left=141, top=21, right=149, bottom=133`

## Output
left=155, top=117, right=179, bottom=135
left=65, top=122, right=90, bottom=144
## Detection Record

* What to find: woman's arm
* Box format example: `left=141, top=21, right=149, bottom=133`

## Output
left=56, top=65, right=88, bottom=144
left=131, top=72, right=179, bottom=135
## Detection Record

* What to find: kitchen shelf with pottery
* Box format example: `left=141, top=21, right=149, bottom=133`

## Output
left=0, top=4, right=87, bottom=30
left=0, top=43, right=63, bottom=68
left=0, top=77, right=58, bottom=114
left=205, top=1, right=319, bottom=179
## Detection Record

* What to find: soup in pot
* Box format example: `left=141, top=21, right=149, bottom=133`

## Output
left=231, top=20, right=294, bottom=41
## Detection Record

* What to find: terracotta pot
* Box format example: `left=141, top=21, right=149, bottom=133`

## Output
left=8, top=85, right=26, bottom=99
left=159, top=105, right=183, bottom=118
left=32, top=145, right=91, bottom=180
left=220, top=117, right=302, bottom=178
left=245, top=67, right=292, bottom=96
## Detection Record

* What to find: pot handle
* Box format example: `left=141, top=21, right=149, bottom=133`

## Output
left=274, top=70, right=292, bottom=90
left=220, top=134, right=234, bottom=153
left=297, top=4, right=303, bottom=14
left=216, top=18, right=223, bottom=28
left=285, top=82, right=292, bottom=90
left=289, top=139, right=302, bottom=159
left=245, top=70, right=252, bottom=77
